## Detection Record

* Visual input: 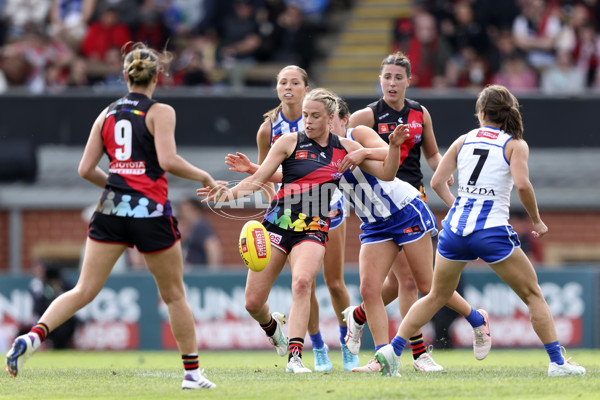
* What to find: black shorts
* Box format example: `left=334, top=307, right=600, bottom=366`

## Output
left=262, top=221, right=328, bottom=254
left=88, top=212, right=181, bottom=253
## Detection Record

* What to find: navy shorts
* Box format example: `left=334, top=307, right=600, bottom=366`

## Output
left=437, top=221, right=521, bottom=264
left=88, top=212, right=181, bottom=253
left=359, top=197, right=438, bottom=249
left=263, top=221, right=328, bottom=254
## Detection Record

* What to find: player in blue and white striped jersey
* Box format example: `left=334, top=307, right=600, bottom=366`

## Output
left=330, top=96, right=490, bottom=373
left=377, top=85, right=585, bottom=377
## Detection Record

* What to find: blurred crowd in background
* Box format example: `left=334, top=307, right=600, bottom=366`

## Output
left=1, top=0, right=600, bottom=95
left=408, top=0, right=600, bottom=95
left=0, top=0, right=343, bottom=93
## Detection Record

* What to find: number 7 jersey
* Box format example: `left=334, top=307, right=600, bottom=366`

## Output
left=444, top=126, right=514, bottom=236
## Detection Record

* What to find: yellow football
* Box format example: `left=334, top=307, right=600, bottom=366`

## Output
left=239, top=220, right=271, bottom=272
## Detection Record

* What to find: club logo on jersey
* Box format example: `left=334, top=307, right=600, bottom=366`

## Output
left=109, top=160, right=146, bottom=175
left=296, top=151, right=308, bottom=159
left=320, top=152, right=326, bottom=158
left=397, top=117, right=404, bottom=123
left=477, top=130, right=499, bottom=140
left=378, top=123, right=395, bottom=134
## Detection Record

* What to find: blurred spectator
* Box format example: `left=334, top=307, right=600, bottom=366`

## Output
left=174, top=35, right=218, bottom=86
left=284, top=0, right=329, bottom=26
left=99, top=46, right=127, bottom=89
left=472, top=0, right=520, bottom=33
left=29, top=260, right=81, bottom=349
left=133, top=6, right=168, bottom=51
left=512, top=0, right=562, bottom=71
left=574, top=22, right=600, bottom=88
left=510, top=210, right=544, bottom=264
left=488, top=28, right=519, bottom=75
left=446, top=1, right=490, bottom=57
left=491, top=50, right=538, bottom=93
left=80, top=4, right=131, bottom=61
left=541, top=49, right=586, bottom=95
left=3, top=0, right=51, bottom=39
left=48, top=0, right=97, bottom=51
left=255, top=0, right=287, bottom=61
left=66, top=56, right=90, bottom=87
left=557, top=3, right=600, bottom=87
left=392, top=11, right=452, bottom=88
left=177, top=197, right=222, bottom=270
left=94, top=0, right=140, bottom=27
left=1, top=23, right=73, bottom=93
left=270, top=3, right=318, bottom=72
left=216, top=0, right=261, bottom=89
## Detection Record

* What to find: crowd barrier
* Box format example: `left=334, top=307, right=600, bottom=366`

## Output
left=0, top=267, right=598, bottom=351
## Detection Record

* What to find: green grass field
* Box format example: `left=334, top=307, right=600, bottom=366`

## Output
left=1, top=349, right=598, bottom=399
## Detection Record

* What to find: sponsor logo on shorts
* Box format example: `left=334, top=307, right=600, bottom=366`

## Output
left=404, top=225, right=422, bottom=234
left=269, top=232, right=282, bottom=245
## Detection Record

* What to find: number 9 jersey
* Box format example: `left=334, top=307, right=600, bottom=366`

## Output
left=97, top=93, right=171, bottom=218
left=443, top=126, right=513, bottom=236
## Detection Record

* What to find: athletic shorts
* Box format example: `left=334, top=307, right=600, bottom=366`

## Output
left=437, top=221, right=521, bottom=264
left=359, top=197, right=437, bottom=249
left=88, top=212, right=181, bottom=253
left=329, top=195, right=347, bottom=230
left=262, top=221, right=328, bottom=254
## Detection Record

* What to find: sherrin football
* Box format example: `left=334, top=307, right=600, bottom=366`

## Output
left=239, top=220, right=271, bottom=272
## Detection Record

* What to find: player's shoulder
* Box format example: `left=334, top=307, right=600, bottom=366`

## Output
left=148, top=102, right=174, bottom=116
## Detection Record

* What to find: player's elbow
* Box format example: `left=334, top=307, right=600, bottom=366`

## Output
left=430, top=175, right=444, bottom=193
left=514, top=178, right=533, bottom=193
left=158, top=156, right=178, bottom=173
left=78, top=162, right=94, bottom=180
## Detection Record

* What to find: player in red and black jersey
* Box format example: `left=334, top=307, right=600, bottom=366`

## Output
left=200, top=88, right=404, bottom=374
left=6, top=43, right=220, bottom=390
left=345, top=51, right=454, bottom=372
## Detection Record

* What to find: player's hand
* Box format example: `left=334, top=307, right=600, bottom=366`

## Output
left=531, top=220, right=548, bottom=239
left=447, top=175, right=454, bottom=186
left=389, top=124, right=410, bottom=147
left=225, top=152, right=254, bottom=173
left=197, top=185, right=231, bottom=203
left=339, top=149, right=367, bottom=172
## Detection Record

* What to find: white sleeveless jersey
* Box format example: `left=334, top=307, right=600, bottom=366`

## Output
left=340, top=129, right=421, bottom=224
left=444, top=126, right=514, bottom=236
left=270, top=111, right=303, bottom=146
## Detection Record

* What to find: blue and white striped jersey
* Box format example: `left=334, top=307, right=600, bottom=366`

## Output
left=443, top=126, right=514, bottom=236
left=270, top=111, right=302, bottom=146
left=340, top=129, right=421, bottom=224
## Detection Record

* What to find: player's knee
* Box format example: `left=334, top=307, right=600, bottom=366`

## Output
left=291, top=274, right=313, bottom=297
left=360, top=280, right=382, bottom=302
left=323, top=275, right=345, bottom=294
left=245, top=295, right=264, bottom=315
